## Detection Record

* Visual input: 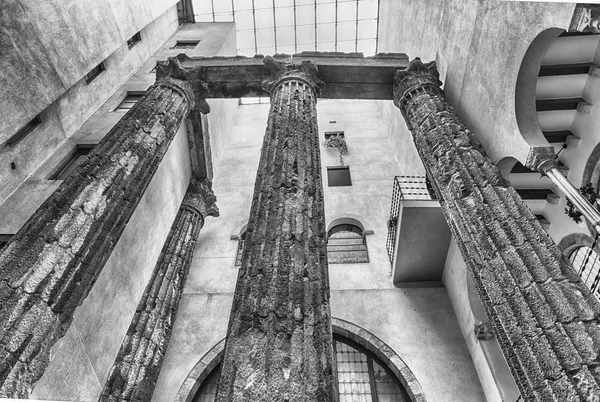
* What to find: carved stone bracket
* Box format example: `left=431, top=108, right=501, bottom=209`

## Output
left=474, top=322, right=495, bottom=341
left=525, top=146, right=557, bottom=174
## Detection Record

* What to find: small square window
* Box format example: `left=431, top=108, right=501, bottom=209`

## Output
left=5, top=115, right=41, bottom=147
left=173, top=40, right=200, bottom=49
left=325, top=131, right=344, bottom=140
left=85, top=62, right=105, bottom=84
left=115, top=92, right=145, bottom=111
left=127, top=32, right=141, bottom=48
left=50, top=144, right=96, bottom=180
left=0, top=234, right=13, bottom=250
left=327, top=166, right=352, bottom=187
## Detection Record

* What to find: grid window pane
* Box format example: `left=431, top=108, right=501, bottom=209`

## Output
left=327, top=224, right=368, bottom=264
left=570, top=246, right=600, bottom=298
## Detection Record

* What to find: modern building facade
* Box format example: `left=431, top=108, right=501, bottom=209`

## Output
left=1, top=1, right=600, bottom=401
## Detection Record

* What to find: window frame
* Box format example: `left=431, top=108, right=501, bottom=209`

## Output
left=85, top=61, right=106, bottom=84
left=115, top=91, right=146, bottom=112
left=173, top=39, right=200, bottom=49
left=0, top=234, right=13, bottom=251
left=327, top=223, right=369, bottom=264
left=327, top=165, right=352, bottom=187
left=127, top=32, right=142, bottom=48
left=5, top=115, right=42, bottom=147
left=569, top=246, right=600, bottom=298
left=49, top=144, right=96, bottom=181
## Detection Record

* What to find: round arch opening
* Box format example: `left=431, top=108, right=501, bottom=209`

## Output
left=176, top=318, right=426, bottom=402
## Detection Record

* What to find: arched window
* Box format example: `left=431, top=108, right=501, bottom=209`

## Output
left=570, top=246, right=600, bottom=299
left=327, top=223, right=368, bottom=264
left=191, top=335, right=410, bottom=402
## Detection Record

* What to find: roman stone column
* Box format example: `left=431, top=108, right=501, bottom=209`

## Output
left=0, top=77, right=194, bottom=397
left=393, top=59, right=600, bottom=401
left=215, top=56, right=336, bottom=401
left=99, top=179, right=218, bottom=401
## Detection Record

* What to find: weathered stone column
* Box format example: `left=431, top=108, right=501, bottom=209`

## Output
left=215, top=56, right=336, bottom=401
left=394, top=59, right=600, bottom=401
left=99, top=179, right=218, bottom=401
left=0, top=77, right=194, bottom=397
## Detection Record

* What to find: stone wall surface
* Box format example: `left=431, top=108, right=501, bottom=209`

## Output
left=378, top=0, right=574, bottom=163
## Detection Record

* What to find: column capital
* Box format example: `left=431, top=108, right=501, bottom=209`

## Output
left=261, top=55, right=323, bottom=97
left=525, top=146, right=557, bottom=174
left=157, top=55, right=211, bottom=114
left=182, top=178, right=219, bottom=218
left=393, top=58, right=442, bottom=107
left=153, top=76, right=196, bottom=109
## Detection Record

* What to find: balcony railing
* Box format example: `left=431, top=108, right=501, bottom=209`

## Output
left=386, top=176, right=436, bottom=263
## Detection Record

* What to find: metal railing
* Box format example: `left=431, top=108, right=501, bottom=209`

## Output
left=386, top=176, right=436, bottom=263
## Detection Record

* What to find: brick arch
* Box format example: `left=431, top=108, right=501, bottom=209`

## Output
left=175, top=318, right=426, bottom=402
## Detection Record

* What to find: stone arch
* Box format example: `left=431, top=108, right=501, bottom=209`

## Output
left=326, top=213, right=372, bottom=234
left=496, top=156, right=520, bottom=178
left=558, top=232, right=597, bottom=257
left=515, top=27, right=566, bottom=147
left=582, top=141, right=600, bottom=190
left=175, top=317, right=427, bottom=402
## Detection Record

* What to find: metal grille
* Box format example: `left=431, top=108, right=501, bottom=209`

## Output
left=570, top=246, right=600, bottom=300
left=386, top=176, right=436, bottom=263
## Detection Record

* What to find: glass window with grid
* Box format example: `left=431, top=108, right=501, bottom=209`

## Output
left=327, top=224, right=368, bottom=264
left=570, top=246, right=600, bottom=299
left=192, top=336, right=409, bottom=401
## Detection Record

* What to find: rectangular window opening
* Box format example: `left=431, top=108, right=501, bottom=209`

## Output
left=0, top=234, right=13, bottom=250
left=115, top=91, right=145, bottom=111
left=5, top=115, right=41, bottom=147
left=85, top=61, right=105, bottom=84
left=173, top=40, right=200, bottom=49
left=127, top=32, right=141, bottom=48
left=325, top=131, right=344, bottom=140
left=327, top=166, right=352, bottom=187
left=50, top=144, right=96, bottom=180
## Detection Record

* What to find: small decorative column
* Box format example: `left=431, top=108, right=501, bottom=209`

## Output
left=394, top=59, right=600, bottom=401
left=99, top=179, right=218, bottom=401
left=215, top=56, right=336, bottom=401
left=527, top=148, right=600, bottom=235
left=0, top=77, right=194, bottom=397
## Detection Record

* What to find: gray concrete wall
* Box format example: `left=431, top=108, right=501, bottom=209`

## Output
left=0, top=0, right=181, bottom=140
left=155, top=100, right=485, bottom=402
left=0, top=6, right=181, bottom=207
left=378, top=0, right=575, bottom=164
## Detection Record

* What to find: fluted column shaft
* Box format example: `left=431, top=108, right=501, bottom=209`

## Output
left=99, top=180, right=218, bottom=401
left=216, top=57, right=335, bottom=401
left=0, top=77, right=194, bottom=397
left=394, top=59, right=600, bottom=401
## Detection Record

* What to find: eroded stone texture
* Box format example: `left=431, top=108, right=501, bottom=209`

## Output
left=394, top=59, right=600, bottom=401
left=99, top=179, right=218, bottom=401
left=0, top=77, right=194, bottom=398
left=215, top=56, right=336, bottom=402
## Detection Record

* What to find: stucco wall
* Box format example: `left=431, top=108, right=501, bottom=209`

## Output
left=155, top=100, right=484, bottom=402
left=378, top=0, right=575, bottom=164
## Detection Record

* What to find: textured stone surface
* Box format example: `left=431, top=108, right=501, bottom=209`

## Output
left=0, top=77, right=193, bottom=397
left=215, top=57, right=336, bottom=401
left=99, top=180, right=218, bottom=401
left=394, top=59, right=600, bottom=401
